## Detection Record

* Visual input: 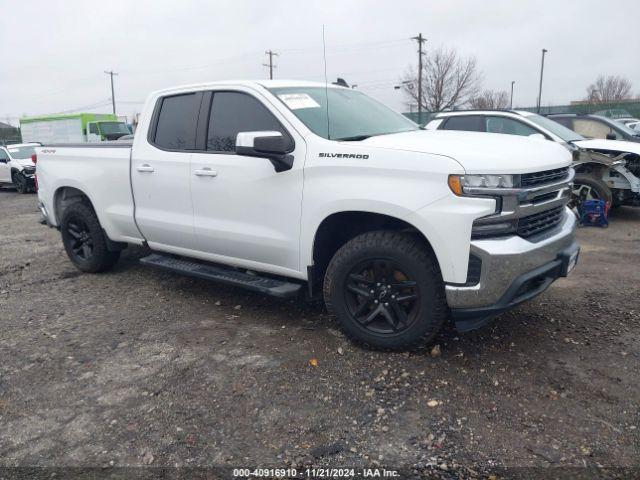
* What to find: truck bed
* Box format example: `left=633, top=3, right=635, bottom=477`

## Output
left=36, top=142, right=143, bottom=245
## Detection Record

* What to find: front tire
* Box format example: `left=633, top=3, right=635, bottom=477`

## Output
left=13, top=171, right=28, bottom=194
left=571, top=174, right=613, bottom=209
left=60, top=201, right=120, bottom=273
left=324, top=231, right=448, bottom=350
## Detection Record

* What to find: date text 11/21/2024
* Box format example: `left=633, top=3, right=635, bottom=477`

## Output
left=232, top=467, right=400, bottom=478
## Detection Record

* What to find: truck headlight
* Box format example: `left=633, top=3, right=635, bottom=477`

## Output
left=448, top=174, right=516, bottom=195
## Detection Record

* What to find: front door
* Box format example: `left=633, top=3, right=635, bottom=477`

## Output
left=189, top=89, right=305, bottom=273
left=131, top=92, right=202, bottom=251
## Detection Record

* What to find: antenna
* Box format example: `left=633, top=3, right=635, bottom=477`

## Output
left=322, top=25, right=330, bottom=140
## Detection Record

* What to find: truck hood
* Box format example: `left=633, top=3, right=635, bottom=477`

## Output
left=356, top=130, right=572, bottom=174
left=573, top=138, right=640, bottom=156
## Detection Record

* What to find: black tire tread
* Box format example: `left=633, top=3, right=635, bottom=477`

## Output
left=60, top=201, right=120, bottom=273
left=323, top=230, right=448, bottom=350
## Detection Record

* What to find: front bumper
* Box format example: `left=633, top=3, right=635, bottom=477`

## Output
left=446, top=208, right=579, bottom=331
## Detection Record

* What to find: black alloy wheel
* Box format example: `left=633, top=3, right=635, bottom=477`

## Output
left=344, top=259, right=420, bottom=335
left=66, top=217, right=94, bottom=261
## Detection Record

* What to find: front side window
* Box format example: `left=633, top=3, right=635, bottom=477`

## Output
left=88, top=123, right=99, bottom=135
left=153, top=93, right=199, bottom=150
left=207, top=92, right=288, bottom=152
left=269, top=87, right=418, bottom=140
left=441, top=115, right=485, bottom=132
left=485, top=116, right=539, bottom=136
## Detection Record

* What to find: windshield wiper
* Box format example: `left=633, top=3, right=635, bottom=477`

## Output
left=335, top=135, right=372, bottom=141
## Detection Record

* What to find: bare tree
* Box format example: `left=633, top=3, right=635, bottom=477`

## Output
left=585, top=75, right=633, bottom=103
left=401, top=47, right=482, bottom=111
left=469, top=90, right=510, bottom=110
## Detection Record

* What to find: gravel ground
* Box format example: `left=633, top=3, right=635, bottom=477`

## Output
left=0, top=188, right=638, bottom=478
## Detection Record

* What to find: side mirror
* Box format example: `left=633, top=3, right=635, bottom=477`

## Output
left=236, top=131, right=294, bottom=172
left=606, top=132, right=617, bottom=140
left=528, top=133, right=546, bottom=140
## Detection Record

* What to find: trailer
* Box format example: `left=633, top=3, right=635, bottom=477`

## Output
left=20, top=113, right=131, bottom=144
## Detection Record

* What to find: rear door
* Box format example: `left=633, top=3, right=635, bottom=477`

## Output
left=189, top=88, right=305, bottom=273
left=131, top=92, right=202, bottom=251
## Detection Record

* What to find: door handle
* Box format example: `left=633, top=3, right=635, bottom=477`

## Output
left=136, top=164, right=155, bottom=173
left=194, top=168, right=218, bottom=177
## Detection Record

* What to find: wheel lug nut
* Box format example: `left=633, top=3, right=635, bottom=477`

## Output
left=374, top=300, right=379, bottom=304
left=384, top=302, right=389, bottom=307
left=376, top=283, right=381, bottom=286
left=370, top=290, right=374, bottom=294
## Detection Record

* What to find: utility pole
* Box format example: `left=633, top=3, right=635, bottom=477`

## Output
left=411, top=33, right=427, bottom=116
left=536, top=49, right=547, bottom=113
left=104, top=70, right=118, bottom=114
left=510, top=81, right=515, bottom=109
left=263, top=50, right=278, bottom=80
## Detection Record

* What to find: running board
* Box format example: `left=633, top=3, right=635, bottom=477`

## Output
left=139, top=253, right=303, bottom=298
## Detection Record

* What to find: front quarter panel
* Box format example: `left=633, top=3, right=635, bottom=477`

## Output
left=300, top=141, right=495, bottom=282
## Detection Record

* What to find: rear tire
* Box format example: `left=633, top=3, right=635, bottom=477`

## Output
left=60, top=201, right=120, bottom=273
left=323, top=231, right=448, bottom=350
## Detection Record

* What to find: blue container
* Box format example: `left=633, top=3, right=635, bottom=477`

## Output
left=578, top=199, right=609, bottom=227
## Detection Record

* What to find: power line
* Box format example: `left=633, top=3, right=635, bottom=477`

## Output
left=104, top=70, right=118, bottom=114
left=263, top=50, right=278, bottom=80
left=411, top=33, right=427, bottom=115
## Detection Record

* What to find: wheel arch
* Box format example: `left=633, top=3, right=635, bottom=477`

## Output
left=308, top=210, right=439, bottom=291
left=53, top=185, right=97, bottom=225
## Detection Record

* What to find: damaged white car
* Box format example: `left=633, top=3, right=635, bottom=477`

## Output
left=426, top=111, right=640, bottom=207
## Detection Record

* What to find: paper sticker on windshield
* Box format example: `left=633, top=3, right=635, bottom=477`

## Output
left=278, top=93, right=320, bottom=110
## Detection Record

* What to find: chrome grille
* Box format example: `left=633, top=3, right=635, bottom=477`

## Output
left=517, top=205, right=565, bottom=238
left=521, top=167, right=570, bottom=187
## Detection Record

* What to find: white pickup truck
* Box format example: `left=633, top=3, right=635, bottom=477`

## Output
left=36, top=80, right=579, bottom=349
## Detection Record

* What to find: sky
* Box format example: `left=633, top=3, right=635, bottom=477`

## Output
left=1, top=0, right=638, bottom=126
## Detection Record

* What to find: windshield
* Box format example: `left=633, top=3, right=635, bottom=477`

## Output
left=526, top=114, right=585, bottom=142
left=269, top=87, right=419, bottom=140
left=99, top=122, right=130, bottom=135
left=7, top=145, right=36, bottom=160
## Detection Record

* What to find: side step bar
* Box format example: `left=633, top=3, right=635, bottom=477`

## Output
left=139, top=253, right=303, bottom=299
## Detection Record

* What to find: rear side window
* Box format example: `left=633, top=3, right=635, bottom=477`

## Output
left=207, top=92, right=290, bottom=152
left=153, top=93, right=199, bottom=150
left=441, top=115, right=485, bottom=132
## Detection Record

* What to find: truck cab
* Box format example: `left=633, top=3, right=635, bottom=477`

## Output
left=86, top=121, right=131, bottom=142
